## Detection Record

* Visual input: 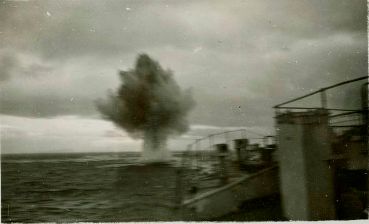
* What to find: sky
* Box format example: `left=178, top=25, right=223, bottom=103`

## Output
left=0, top=0, right=367, bottom=153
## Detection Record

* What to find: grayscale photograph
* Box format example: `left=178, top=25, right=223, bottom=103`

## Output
left=1, top=0, right=368, bottom=222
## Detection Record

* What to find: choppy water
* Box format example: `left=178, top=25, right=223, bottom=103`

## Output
left=2, top=152, right=210, bottom=222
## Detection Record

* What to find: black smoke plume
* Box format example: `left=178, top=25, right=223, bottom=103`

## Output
left=97, top=54, right=194, bottom=161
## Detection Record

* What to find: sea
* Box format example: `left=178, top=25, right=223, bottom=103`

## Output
left=2, top=151, right=223, bottom=222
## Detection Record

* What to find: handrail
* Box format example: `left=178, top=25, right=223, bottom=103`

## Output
left=329, top=111, right=363, bottom=118
left=274, top=76, right=368, bottom=108
left=186, top=128, right=267, bottom=149
left=330, top=125, right=364, bottom=128
left=275, top=107, right=362, bottom=112
left=330, top=119, right=361, bottom=125
left=321, top=76, right=367, bottom=91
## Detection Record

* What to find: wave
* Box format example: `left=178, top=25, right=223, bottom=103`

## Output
left=2, top=154, right=132, bottom=164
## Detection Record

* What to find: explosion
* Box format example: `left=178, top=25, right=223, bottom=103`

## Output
left=97, top=54, right=195, bottom=162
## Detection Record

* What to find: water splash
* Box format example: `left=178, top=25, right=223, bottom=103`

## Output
left=97, top=54, right=194, bottom=162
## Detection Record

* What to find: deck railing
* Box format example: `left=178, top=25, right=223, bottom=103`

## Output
left=181, top=128, right=269, bottom=169
left=175, top=128, right=275, bottom=206
left=273, top=76, right=368, bottom=135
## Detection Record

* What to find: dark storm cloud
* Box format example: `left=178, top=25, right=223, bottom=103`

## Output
left=2, top=0, right=365, bottom=59
left=0, top=0, right=195, bottom=59
left=0, top=91, right=94, bottom=117
left=0, top=51, right=115, bottom=117
left=0, top=0, right=367, bottom=131
left=0, top=50, right=54, bottom=82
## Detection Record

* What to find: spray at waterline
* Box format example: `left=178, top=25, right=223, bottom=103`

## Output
left=96, top=54, right=195, bottom=162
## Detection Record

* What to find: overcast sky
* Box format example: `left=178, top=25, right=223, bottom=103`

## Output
left=1, top=0, right=367, bottom=153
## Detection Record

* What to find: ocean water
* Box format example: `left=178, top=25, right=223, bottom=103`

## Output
left=2, top=152, right=216, bottom=222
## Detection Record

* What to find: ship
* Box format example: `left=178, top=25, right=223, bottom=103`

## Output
left=172, top=76, right=368, bottom=221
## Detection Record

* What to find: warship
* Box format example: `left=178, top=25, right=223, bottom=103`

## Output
left=172, top=76, right=368, bottom=221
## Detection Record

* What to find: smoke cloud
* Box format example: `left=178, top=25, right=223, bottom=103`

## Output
left=97, top=54, right=195, bottom=161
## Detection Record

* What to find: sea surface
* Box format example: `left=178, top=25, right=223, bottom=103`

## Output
left=2, top=152, right=223, bottom=222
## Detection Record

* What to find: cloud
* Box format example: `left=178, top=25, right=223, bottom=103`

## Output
left=0, top=50, right=55, bottom=83
left=1, top=115, right=249, bottom=153
left=0, top=115, right=140, bottom=153
left=0, top=51, right=18, bottom=82
left=2, top=1, right=366, bottom=59
left=0, top=0, right=367, bottom=140
left=0, top=50, right=121, bottom=117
